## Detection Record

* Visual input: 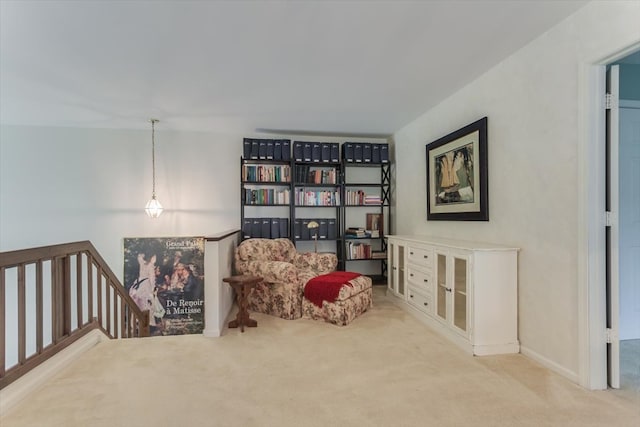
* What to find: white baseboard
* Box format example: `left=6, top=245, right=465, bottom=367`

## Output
left=0, top=329, right=107, bottom=417
left=202, top=328, right=222, bottom=337
left=519, top=345, right=579, bottom=384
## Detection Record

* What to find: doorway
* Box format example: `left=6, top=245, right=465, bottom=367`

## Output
left=606, top=52, right=640, bottom=391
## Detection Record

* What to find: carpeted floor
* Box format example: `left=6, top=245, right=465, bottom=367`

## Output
left=1, top=287, right=639, bottom=427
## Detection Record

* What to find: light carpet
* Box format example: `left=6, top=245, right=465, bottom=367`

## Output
left=2, top=287, right=638, bottom=427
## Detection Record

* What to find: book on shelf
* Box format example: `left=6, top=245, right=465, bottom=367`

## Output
left=345, top=241, right=371, bottom=259
left=344, top=227, right=367, bottom=238
left=371, top=251, right=387, bottom=259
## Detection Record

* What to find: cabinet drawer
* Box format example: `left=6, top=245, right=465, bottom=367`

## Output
left=407, top=246, right=433, bottom=268
left=407, top=288, right=432, bottom=315
left=407, top=265, right=433, bottom=292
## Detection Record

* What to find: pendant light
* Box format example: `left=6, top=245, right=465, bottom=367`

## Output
left=145, top=118, right=163, bottom=218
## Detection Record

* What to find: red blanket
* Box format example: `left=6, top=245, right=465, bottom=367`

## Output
left=305, top=272, right=361, bottom=308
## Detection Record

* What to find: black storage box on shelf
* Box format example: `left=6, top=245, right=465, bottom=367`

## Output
left=343, top=142, right=389, bottom=164
left=243, top=217, right=289, bottom=239
left=242, top=138, right=291, bottom=161
left=342, top=142, right=355, bottom=163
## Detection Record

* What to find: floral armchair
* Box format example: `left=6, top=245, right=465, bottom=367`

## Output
left=234, top=238, right=337, bottom=320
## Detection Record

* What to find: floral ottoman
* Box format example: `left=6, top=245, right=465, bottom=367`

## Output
left=302, top=272, right=373, bottom=326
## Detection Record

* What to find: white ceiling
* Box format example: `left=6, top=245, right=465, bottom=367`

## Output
left=0, top=0, right=588, bottom=136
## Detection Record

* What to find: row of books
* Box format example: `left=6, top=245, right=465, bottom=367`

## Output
left=293, top=142, right=340, bottom=163
left=243, top=139, right=291, bottom=161
left=345, top=241, right=377, bottom=260
left=344, top=190, right=382, bottom=206
left=242, top=164, right=291, bottom=183
left=344, top=227, right=381, bottom=239
left=294, top=166, right=338, bottom=184
left=342, top=143, right=389, bottom=164
left=243, top=188, right=291, bottom=205
left=242, top=218, right=289, bottom=239
left=242, top=138, right=389, bottom=164
left=294, top=189, right=341, bottom=206
left=294, top=218, right=338, bottom=241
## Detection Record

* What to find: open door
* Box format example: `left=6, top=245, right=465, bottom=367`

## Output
left=605, top=65, right=620, bottom=389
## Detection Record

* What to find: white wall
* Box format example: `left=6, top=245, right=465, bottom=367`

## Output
left=393, top=0, right=640, bottom=380
left=0, top=125, right=241, bottom=280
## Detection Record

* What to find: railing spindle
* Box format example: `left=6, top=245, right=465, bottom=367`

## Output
left=87, top=256, right=94, bottom=322
left=36, top=261, right=43, bottom=354
left=52, top=256, right=64, bottom=343
left=63, top=255, right=71, bottom=336
left=105, top=278, right=111, bottom=336
left=17, top=264, right=26, bottom=365
left=97, top=267, right=103, bottom=329
left=76, top=253, right=83, bottom=328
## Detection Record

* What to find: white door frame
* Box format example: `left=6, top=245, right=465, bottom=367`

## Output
left=578, top=43, right=640, bottom=390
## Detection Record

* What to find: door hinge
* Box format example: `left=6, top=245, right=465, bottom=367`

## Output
left=605, top=93, right=615, bottom=110
left=605, top=328, right=616, bottom=344
left=605, top=211, right=614, bottom=227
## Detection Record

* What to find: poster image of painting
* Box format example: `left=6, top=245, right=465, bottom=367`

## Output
left=123, top=237, right=205, bottom=336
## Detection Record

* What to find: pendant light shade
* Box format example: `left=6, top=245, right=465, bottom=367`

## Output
left=145, top=196, right=163, bottom=218
left=145, top=118, right=163, bottom=218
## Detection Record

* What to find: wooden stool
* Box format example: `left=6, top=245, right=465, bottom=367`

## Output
left=223, top=275, right=262, bottom=332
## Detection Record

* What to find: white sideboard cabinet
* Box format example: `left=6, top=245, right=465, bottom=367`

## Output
left=386, top=235, right=519, bottom=356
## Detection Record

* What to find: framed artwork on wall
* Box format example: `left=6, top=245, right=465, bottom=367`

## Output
left=426, top=117, right=488, bottom=221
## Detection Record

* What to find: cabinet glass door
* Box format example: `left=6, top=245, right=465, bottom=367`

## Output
left=397, top=244, right=405, bottom=297
left=453, top=257, right=467, bottom=332
left=436, top=253, right=447, bottom=321
left=388, top=243, right=405, bottom=297
left=387, top=242, right=395, bottom=293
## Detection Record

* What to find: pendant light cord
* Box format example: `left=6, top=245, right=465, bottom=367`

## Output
left=150, top=118, right=158, bottom=198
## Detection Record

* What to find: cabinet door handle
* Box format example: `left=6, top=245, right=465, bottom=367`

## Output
left=409, top=294, right=414, bottom=298
left=424, top=279, right=429, bottom=283
left=423, top=302, right=428, bottom=306
left=424, top=255, right=429, bottom=259
left=410, top=251, right=414, bottom=255
left=410, top=273, right=414, bottom=277
left=446, top=287, right=452, bottom=292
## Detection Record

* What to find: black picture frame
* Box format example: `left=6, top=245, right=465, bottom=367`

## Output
left=426, top=117, right=488, bottom=221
